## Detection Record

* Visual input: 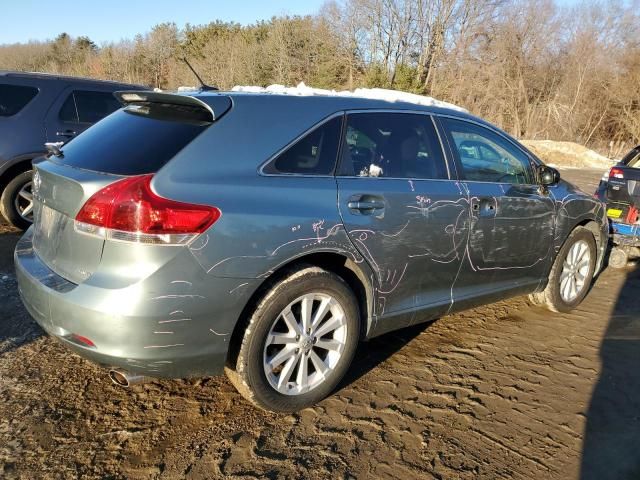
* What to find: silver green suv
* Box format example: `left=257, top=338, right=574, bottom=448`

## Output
left=15, top=89, right=607, bottom=412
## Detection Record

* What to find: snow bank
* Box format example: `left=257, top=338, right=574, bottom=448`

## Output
left=231, top=82, right=466, bottom=112
left=522, top=140, right=615, bottom=169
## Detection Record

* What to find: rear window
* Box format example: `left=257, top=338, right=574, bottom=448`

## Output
left=56, top=104, right=210, bottom=175
left=0, top=84, right=38, bottom=117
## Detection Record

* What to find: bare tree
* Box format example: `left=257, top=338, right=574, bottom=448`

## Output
left=1, top=1, right=639, bottom=148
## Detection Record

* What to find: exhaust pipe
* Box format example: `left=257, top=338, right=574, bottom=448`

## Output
left=109, top=369, right=149, bottom=387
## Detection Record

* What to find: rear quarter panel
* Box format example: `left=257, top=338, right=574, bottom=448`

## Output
left=152, top=94, right=374, bottom=317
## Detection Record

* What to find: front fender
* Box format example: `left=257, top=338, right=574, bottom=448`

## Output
left=549, top=183, right=608, bottom=272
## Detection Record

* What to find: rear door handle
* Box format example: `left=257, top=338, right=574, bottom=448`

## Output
left=347, top=200, right=385, bottom=210
left=347, top=195, right=385, bottom=215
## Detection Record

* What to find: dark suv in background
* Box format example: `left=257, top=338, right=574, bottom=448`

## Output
left=0, top=71, right=145, bottom=229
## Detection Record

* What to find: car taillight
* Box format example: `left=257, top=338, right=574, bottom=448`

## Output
left=609, top=167, right=625, bottom=179
left=74, top=174, right=220, bottom=245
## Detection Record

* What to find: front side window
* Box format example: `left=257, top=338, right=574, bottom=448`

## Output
left=0, top=84, right=38, bottom=117
left=442, top=118, right=533, bottom=184
left=338, top=112, right=447, bottom=180
left=59, top=90, right=122, bottom=124
left=263, top=116, right=342, bottom=175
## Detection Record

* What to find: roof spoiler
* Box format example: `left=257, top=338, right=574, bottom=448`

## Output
left=114, top=90, right=221, bottom=122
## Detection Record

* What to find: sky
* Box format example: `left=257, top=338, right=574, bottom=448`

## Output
left=0, top=0, right=328, bottom=45
left=1, top=0, right=588, bottom=46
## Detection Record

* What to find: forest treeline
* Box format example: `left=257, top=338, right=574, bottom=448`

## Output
left=1, top=0, right=639, bottom=150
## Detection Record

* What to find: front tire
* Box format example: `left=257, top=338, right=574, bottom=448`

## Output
left=0, top=170, right=34, bottom=230
left=226, top=266, right=360, bottom=412
left=530, top=227, right=597, bottom=313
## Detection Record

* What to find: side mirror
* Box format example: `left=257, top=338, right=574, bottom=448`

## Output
left=539, top=165, right=560, bottom=186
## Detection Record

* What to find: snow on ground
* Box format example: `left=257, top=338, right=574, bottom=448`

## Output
left=231, top=82, right=467, bottom=112
left=522, top=140, right=615, bottom=169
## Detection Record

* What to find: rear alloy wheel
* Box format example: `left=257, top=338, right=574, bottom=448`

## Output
left=0, top=170, right=34, bottom=230
left=530, top=227, right=597, bottom=313
left=226, top=266, right=359, bottom=412
left=263, top=292, right=348, bottom=396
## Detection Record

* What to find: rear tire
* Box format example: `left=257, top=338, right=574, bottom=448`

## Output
left=226, top=266, right=360, bottom=412
left=531, top=227, right=597, bottom=313
left=0, top=170, right=34, bottom=230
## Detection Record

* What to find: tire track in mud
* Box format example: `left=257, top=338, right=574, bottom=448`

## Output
left=2, top=168, right=638, bottom=479
left=2, top=264, right=631, bottom=479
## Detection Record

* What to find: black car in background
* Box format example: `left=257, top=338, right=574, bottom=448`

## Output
left=595, top=145, right=640, bottom=222
left=0, top=71, right=145, bottom=229
left=594, top=145, right=640, bottom=267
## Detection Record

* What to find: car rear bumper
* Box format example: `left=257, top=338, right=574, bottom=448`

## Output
left=14, top=228, right=259, bottom=378
left=611, top=221, right=640, bottom=247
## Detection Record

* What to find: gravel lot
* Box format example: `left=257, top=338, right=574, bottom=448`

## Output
left=1, top=168, right=639, bottom=479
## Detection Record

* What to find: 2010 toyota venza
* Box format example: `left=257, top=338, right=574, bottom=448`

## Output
left=15, top=89, right=607, bottom=411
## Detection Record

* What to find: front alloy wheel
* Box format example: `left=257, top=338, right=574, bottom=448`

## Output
left=530, top=226, right=597, bottom=313
left=559, top=239, right=591, bottom=302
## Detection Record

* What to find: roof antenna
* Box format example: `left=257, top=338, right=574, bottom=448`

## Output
left=182, top=57, right=219, bottom=91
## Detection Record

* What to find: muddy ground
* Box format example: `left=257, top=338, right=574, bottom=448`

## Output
left=1, top=168, right=639, bottom=479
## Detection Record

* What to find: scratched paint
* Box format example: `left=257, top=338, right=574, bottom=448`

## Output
left=168, top=109, right=608, bottom=344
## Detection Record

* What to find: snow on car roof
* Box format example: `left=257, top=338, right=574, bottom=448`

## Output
left=231, top=82, right=467, bottom=112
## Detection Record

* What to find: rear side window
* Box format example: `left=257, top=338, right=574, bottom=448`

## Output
left=59, top=94, right=77, bottom=122
left=338, top=112, right=447, bottom=179
left=263, top=116, right=342, bottom=175
left=56, top=105, right=210, bottom=175
left=0, top=84, right=38, bottom=117
left=59, top=90, right=122, bottom=124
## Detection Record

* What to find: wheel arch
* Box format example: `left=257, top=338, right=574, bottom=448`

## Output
left=0, top=156, right=39, bottom=192
left=576, top=218, right=604, bottom=250
left=225, top=251, right=374, bottom=367
left=552, top=217, right=606, bottom=277
left=576, top=218, right=607, bottom=275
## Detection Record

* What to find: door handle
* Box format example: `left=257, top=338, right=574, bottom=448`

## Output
left=56, top=129, right=76, bottom=138
left=347, top=195, right=385, bottom=215
left=347, top=200, right=385, bottom=210
left=472, top=197, right=497, bottom=217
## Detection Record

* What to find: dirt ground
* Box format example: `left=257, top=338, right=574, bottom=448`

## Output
left=1, top=168, right=639, bottom=480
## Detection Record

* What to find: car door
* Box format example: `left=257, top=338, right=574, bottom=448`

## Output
left=336, top=111, right=469, bottom=335
left=45, top=88, right=122, bottom=143
left=437, top=116, right=555, bottom=308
